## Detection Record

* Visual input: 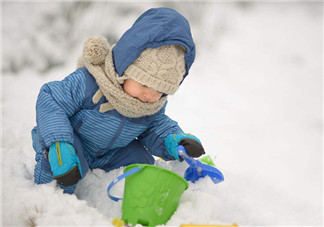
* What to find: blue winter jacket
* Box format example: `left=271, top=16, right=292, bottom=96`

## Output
left=32, top=8, right=195, bottom=169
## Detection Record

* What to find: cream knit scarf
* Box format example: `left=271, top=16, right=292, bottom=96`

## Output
left=76, top=36, right=167, bottom=118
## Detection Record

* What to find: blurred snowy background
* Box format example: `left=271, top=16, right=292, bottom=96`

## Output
left=2, top=2, right=323, bottom=226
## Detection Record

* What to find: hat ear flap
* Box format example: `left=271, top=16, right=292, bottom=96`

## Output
left=83, top=36, right=110, bottom=65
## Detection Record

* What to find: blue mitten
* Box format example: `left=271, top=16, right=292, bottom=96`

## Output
left=165, top=133, right=205, bottom=161
left=48, top=142, right=82, bottom=186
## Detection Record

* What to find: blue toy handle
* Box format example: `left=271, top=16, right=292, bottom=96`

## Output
left=177, top=145, right=198, bottom=167
left=177, top=145, right=202, bottom=178
left=107, top=166, right=143, bottom=202
left=177, top=145, right=224, bottom=184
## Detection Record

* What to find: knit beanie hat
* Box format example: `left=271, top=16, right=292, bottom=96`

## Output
left=117, top=45, right=186, bottom=95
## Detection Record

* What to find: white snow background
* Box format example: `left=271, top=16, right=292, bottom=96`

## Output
left=1, top=2, right=323, bottom=226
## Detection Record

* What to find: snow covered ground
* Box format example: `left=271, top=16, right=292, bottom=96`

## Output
left=2, top=2, right=323, bottom=226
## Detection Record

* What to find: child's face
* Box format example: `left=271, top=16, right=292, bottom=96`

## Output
left=123, top=79, right=163, bottom=103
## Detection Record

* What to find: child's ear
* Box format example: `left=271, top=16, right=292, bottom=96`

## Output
left=83, top=36, right=110, bottom=65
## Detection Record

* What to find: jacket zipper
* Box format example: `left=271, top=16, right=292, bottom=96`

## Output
left=100, top=116, right=127, bottom=156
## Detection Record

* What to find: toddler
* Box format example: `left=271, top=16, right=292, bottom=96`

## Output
left=31, top=7, right=205, bottom=194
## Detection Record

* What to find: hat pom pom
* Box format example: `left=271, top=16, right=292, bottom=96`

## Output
left=83, top=36, right=110, bottom=65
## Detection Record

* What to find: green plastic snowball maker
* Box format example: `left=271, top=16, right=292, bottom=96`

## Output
left=107, top=164, right=188, bottom=227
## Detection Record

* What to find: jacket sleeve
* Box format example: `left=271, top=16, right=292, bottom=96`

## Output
left=138, top=104, right=183, bottom=160
left=36, top=69, right=86, bottom=148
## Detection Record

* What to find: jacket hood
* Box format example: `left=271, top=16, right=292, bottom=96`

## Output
left=112, top=7, right=195, bottom=81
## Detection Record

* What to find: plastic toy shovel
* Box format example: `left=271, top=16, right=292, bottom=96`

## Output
left=177, top=145, right=224, bottom=184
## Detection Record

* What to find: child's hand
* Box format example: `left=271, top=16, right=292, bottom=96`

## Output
left=48, top=142, right=82, bottom=186
left=165, top=133, right=205, bottom=161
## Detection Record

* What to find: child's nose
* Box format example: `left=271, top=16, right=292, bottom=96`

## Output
left=143, top=88, right=155, bottom=99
